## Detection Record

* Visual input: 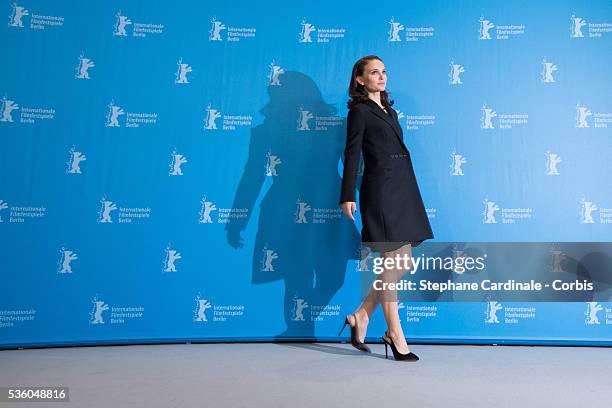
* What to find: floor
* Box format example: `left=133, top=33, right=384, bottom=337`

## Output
left=0, top=342, right=609, bottom=407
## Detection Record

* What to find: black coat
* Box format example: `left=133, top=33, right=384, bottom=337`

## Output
left=339, top=98, right=434, bottom=253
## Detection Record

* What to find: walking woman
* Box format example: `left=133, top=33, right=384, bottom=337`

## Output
left=338, top=55, right=434, bottom=361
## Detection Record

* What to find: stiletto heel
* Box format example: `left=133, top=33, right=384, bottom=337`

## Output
left=381, top=331, right=419, bottom=361
left=338, top=314, right=371, bottom=353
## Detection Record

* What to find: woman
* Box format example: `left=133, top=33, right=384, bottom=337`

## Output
left=338, top=55, right=434, bottom=361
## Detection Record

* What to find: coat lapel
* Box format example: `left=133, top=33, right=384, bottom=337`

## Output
left=363, top=99, right=408, bottom=153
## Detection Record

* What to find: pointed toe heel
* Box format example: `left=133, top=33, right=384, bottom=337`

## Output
left=382, top=331, right=419, bottom=362
left=338, top=314, right=371, bottom=353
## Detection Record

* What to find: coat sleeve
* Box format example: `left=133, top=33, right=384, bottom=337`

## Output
left=339, top=107, right=366, bottom=204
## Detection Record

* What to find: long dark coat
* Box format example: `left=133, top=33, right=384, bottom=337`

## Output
left=339, top=98, right=434, bottom=253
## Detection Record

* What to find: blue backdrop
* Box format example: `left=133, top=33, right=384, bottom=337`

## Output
left=1, top=0, right=611, bottom=348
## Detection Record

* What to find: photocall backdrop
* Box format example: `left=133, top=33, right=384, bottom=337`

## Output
left=1, top=0, right=611, bottom=348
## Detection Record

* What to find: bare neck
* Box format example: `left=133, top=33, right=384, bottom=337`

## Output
left=367, top=91, right=382, bottom=106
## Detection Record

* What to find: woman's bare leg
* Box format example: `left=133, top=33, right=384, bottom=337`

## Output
left=380, top=243, right=413, bottom=353
left=349, top=243, right=414, bottom=346
left=349, top=283, right=378, bottom=342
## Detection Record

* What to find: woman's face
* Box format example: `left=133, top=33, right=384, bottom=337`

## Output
left=356, top=59, right=387, bottom=93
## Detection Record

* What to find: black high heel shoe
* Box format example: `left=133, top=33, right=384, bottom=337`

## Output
left=382, top=331, right=419, bottom=361
left=338, top=313, right=371, bottom=353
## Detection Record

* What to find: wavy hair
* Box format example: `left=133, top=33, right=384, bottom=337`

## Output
left=347, top=55, right=394, bottom=110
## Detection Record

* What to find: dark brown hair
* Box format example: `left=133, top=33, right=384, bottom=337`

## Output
left=347, top=55, right=394, bottom=110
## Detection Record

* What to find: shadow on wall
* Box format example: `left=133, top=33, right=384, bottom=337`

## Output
left=225, top=71, right=362, bottom=339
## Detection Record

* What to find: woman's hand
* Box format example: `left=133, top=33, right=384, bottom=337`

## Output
left=341, top=201, right=357, bottom=221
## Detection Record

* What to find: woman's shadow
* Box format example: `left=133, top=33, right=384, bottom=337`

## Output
left=225, top=71, right=361, bottom=340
